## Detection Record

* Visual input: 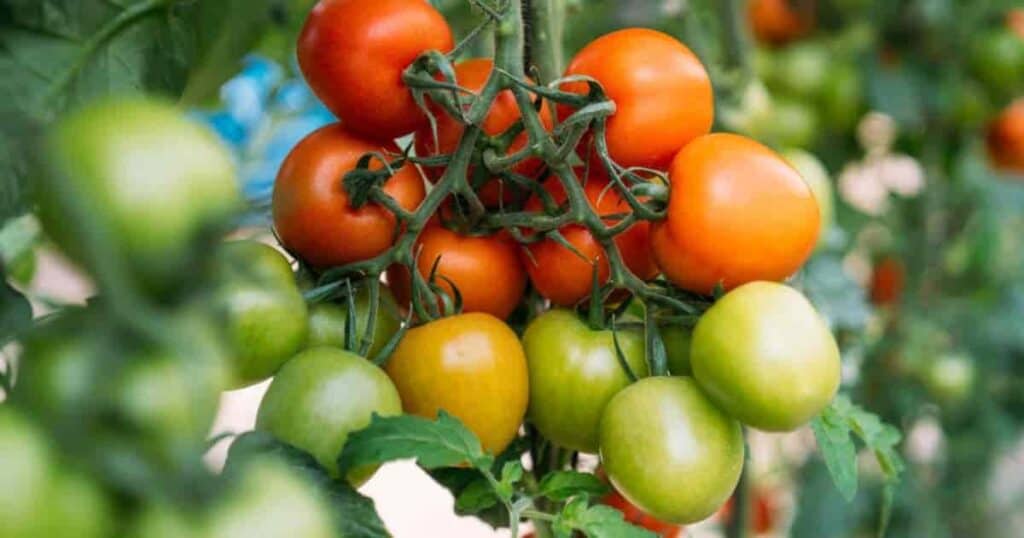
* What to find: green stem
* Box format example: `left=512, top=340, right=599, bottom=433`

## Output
left=524, top=0, right=565, bottom=84
left=715, top=0, right=752, bottom=79
left=724, top=445, right=751, bottom=538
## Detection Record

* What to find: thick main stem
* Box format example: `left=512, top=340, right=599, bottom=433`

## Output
left=524, top=0, right=565, bottom=84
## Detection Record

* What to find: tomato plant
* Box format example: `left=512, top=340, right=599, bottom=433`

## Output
left=297, top=0, right=454, bottom=139
left=748, top=0, right=815, bottom=46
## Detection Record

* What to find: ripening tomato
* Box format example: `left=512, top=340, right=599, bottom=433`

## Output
left=782, top=149, right=834, bottom=248
left=522, top=174, right=658, bottom=306
left=386, top=313, right=528, bottom=454
left=691, top=282, right=840, bottom=431
left=273, top=124, right=426, bottom=268
left=561, top=28, right=713, bottom=170
left=387, top=225, right=526, bottom=319
left=602, top=488, right=685, bottom=538
left=414, top=58, right=551, bottom=206
left=1010, top=9, right=1024, bottom=38
left=651, top=133, right=820, bottom=294
left=869, top=256, right=905, bottom=306
left=297, top=0, right=453, bottom=140
left=522, top=309, right=648, bottom=453
left=599, top=376, right=744, bottom=524
left=256, top=348, right=402, bottom=480
left=748, top=0, right=814, bottom=46
left=987, top=98, right=1024, bottom=174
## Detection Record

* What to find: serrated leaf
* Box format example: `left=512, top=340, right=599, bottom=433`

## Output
left=337, top=411, right=493, bottom=477
left=538, top=471, right=610, bottom=501
left=454, top=478, right=500, bottom=514
left=556, top=499, right=658, bottom=538
left=811, top=412, right=858, bottom=501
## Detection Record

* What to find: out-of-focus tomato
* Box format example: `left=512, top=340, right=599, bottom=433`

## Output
left=272, top=124, right=426, bottom=268
left=600, top=376, right=744, bottom=524
left=1010, top=9, right=1024, bottom=38
left=297, top=0, right=453, bottom=140
left=414, top=58, right=551, bottom=206
left=869, top=256, right=906, bottom=306
left=522, top=174, right=658, bottom=306
left=718, top=486, right=782, bottom=534
left=602, top=488, right=685, bottom=537
left=522, top=309, right=648, bottom=453
left=820, top=62, right=865, bottom=130
left=923, top=353, right=976, bottom=406
left=987, top=98, right=1024, bottom=174
left=651, top=133, right=820, bottom=294
left=386, top=313, right=528, bottom=454
left=782, top=149, right=834, bottom=248
left=970, top=28, right=1024, bottom=97
left=691, top=282, right=840, bottom=431
left=256, top=347, right=402, bottom=480
left=767, top=42, right=830, bottom=99
left=306, top=285, right=401, bottom=359
left=748, top=0, right=815, bottom=46
left=561, top=28, right=713, bottom=170
left=388, top=225, right=526, bottom=319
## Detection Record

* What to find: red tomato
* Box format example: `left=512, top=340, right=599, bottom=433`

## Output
left=272, top=124, right=426, bottom=268
left=387, top=225, right=527, bottom=319
left=522, top=173, right=658, bottom=306
left=560, top=28, right=713, bottom=171
left=602, top=489, right=685, bottom=537
left=414, top=58, right=552, bottom=206
left=650, top=133, right=819, bottom=294
left=748, top=0, right=815, bottom=46
left=1009, top=9, right=1024, bottom=39
left=987, top=97, right=1024, bottom=174
left=718, top=487, right=781, bottom=535
left=298, top=0, right=454, bottom=140
left=869, top=256, right=905, bottom=306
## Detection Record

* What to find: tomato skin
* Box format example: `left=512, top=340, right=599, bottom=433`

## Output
left=561, top=28, right=713, bottom=170
left=256, top=347, right=402, bottom=479
left=212, top=241, right=308, bottom=387
left=306, top=285, right=401, bottom=359
left=651, top=133, right=819, bottom=294
left=387, top=225, right=527, bottom=319
left=599, top=376, right=744, bottom=524
left=869, top=256, right=905, bottom=306
left=522, top=309, right=648, bottom=453
left=602, top=489, right=684, bottom=538
left=987, top=98, right=1024, bottom=174
left=748, top=0, right=814, bottom=46
left=782, top=149, right=834, bottom=248
left=414, top=58, right=551, bottom=206
left=272, top=123, right=426, bottom=268
left=386, top=313, right=528, bottom=454
left=691, top=282, right=840, bottom=431
left=297, top=0, right=453, bottom=140
left=523, top=176, right=658, bottom=306
left=37, top=97, right=241, bottom=296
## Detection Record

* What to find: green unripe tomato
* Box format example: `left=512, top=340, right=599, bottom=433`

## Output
left=0, top=408, right=54, bottom=538
left=37, top=97, right=241, bottom=295
left=769, top=42, right=830, bottom=99
left=522, top=309, right=648, bottom=453
left=255, top=347, right=401, bottom=480
left=691, top=282, right=840, bottom=431
left=599, top=376, right=744, bottom=524
left=212, top=240, right=308, bottom=387
left=662, top=325, right=693, bottom=376
left=923, top=353, right=976, bottom=406
left=767, top=98, right=820, bottom=148
left=970, top=28, right=1024, bottom=96
left=307, top=285, right=401, bottom=360
left=820, top=63, right=864, bottom=130
left=204, top=457, right=335, bottom=538
left=782, top=149, right=834, bottom=247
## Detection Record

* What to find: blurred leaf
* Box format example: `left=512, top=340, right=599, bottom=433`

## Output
left=0, top=215, right=40, bottom=269
left=802, top=255, right=871, bottom=330
left=538, top=471, right=610, bottom=502
left=554, top=497, right=657, bottom=538
left=337, top=411, right=494, bottom=477
left=0, top=281, right=31, bottom=344
left=454, top=478, right=500, bottom=514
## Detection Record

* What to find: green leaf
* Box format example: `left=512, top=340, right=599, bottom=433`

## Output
left=537, top=471, right=610, bottom=501
left=0, top=281, right=32, bottom=345
left=0, top=215, right=41, bottom=269
left=337, top=411, right=494, bottom=477
left=810, top=406, right=859, bottom=501
left=554, top=498, right=658, bottom=538
left=454, top=478, right=500, bottom=514
left=426, top=435, right=527, bottom=528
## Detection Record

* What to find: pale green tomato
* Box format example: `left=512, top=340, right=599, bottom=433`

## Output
left=783, top=149, right=834, bottom=247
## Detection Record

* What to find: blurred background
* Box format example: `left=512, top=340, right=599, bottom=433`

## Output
left=3, top=0, right=1024, bottom=537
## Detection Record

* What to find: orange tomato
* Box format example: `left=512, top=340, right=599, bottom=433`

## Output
left=560, top=28, right=713, bottom=171
left=987, top=97, right=1024, bottom=174
left=272, top=124, right=426, bottom=268
left=414, top=58, right=551, bottom=206
left=869, top=256, right=905, bottom=306
left=387, top=225, right=527, bottom=319
left=522, top=173, right=658, bottom=306
left=651, top=133, right=819, bottom=294
left=386, top=313, right=528, bottom=454
left=298, top=0, right=453, bottom=140
left=1009, top=9, right=1024, bottom=39
left=748, top=0, right=815, bottom=46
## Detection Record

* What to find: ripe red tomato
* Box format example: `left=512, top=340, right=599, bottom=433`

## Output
left=748, top=0, right=815, bottom=46
left=522, top=174, right=658, bottom=306
left=602, top=488, right=685, bottom=537
left=651, top=133, right=819, bottom=294
left=297, top=0, right=454, bottom=140
left=1010, top=9, right=1024, bottom=39
left=561, top=28, right=713, bottom=170
left=869, top=256, right=906, bottom=306
left=987, top=98, right=1024, bottom=174
left=414, top=58, right=551, bottom=206
left=272, top=124, right=426, bottom=268
left=386, top=313, right=528, bottom=455
left=387, top=225, right=527, bottom=319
